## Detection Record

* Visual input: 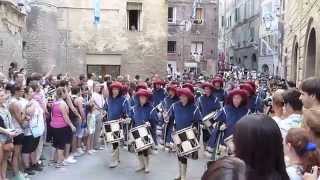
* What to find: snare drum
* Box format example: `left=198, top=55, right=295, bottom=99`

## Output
left=172, top=127, right=200, bottom=157
left=129, top=124, right=154, bottom=152
left=103, top=119, right=124, bottom=143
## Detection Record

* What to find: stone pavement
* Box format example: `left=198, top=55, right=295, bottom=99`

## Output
left=31, top=146, right=208, bottom=180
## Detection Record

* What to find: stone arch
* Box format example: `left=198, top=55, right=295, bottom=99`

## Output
left=291, top=36, right=298, bottom=82
left=303, top=18, right=319, bottom=78
left=305, top=28, right=316, bottom=78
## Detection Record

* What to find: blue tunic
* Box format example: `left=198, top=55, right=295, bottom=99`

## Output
left=168, top=102, right=202, bottom=131
left=197, top=94, right=221, bottom=116
left=248, top=95, right=263, bottom=113
left=159, top=95, right=180, bottom=144
left=208, top=105, right=249, bottom=149
left=162, top=95, right=179, bottom=111
left=212, top=89, right=227, bottom=103
left=106, top=96, right=129, bottom=121
left=152, top=88, right=166, bottom=107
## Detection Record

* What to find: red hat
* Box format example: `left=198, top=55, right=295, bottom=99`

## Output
left=136, top=82, right=148, bottom=91
left=177, top=88, right=195, bottom=102
left=136, top=89, right=152, bottom=98
left=244, top=81, right=256, bottom=92
left=201, top=82, right=214, bottom=89
left=110, top=81, right=123, bottom=90
left=212, top=78, right=224, bottom=87
left=226, top=89, right=248, bottom=106
left=182, top=83, right=195, bottom=93
left=240, top=83, right=254, bottom=96
left=167, top=84, right=178, bottom=93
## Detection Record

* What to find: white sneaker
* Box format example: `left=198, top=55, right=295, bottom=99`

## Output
left=78, top=148, right=85, bottom=154
left=152, top=149, right=159, bottom=154
left=91, top=149, right=97, bottom=153
left=88, top=150, right=94, bottom=155
left=64, top=156, right=77, bottom=164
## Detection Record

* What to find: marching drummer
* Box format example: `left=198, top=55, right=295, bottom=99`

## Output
left=207, top=89, right=249, bottom=158
left=152, top=79, right=166, bottom=107
left=197, top=82, right=221, bottom=154
left=130, top=82, right=148, bottom=107
left=160, top=84, right=179, bottom=150
left=166, top=87, right=202, bottom=180
left=212, top=77, right=227, bottom=103
left=240, top=82, right=263, bottom=113
left=105, top=81, right=130, bottom=168
left=128, top=89, right=157, bottom=174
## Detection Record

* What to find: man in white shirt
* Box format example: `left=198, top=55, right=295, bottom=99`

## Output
left=91, top=82, right=105, bottom=150
left=278, top=89, right=303, bottom=138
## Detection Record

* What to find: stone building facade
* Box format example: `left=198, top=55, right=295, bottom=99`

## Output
left=23, top=0, right=168, bottom=78
left=220, top=0, right=261, bottom=72
left=167, top=0, right=218, bottom=76
left=282, top=0, right=320, bottom=83
left=0, top=0, right=25, bottom=75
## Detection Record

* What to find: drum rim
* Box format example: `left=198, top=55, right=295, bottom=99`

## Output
left=104, top=119, right=122, bottom=124
left=177, top=146, right=200, bottom=157
left=202, top=111, right=217, bottom=121
left=129, top=124, right=148, bottom=132
left=172, top=126, right=194, bottom=135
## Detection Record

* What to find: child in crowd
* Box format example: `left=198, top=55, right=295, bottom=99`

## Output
left=86, top=104, right=96, bottom=154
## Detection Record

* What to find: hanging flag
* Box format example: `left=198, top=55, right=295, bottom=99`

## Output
left=93, top=0, right=101, bottom=24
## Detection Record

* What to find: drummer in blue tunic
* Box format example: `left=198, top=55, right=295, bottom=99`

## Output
left=159, top=84, right=179, bottom=150
left=130, top=82, right=148, bottom=107
left=152, top=79, right=166, bottom=107
left=128, top=89, right=157, bottom=174
left=240, top=83, right=263, bottom=113
left=206, top=89, right=249, bottom=158
left=212, top=77, right=227, bottom=103
left=167, top=88, right=202, bottom=180
left=105, top=81, right=130, bottom=168
left=197, top=82, right=221, bottom=150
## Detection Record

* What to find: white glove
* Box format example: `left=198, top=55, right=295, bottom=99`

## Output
left=220, top=124, right=227, bottom=131
left=125, top=118, right=131, bottom=124
left=145, top=122, right=151, bottom=127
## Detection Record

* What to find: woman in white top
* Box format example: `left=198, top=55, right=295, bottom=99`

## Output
left=22, top=86, right=44, bottom=175
left=0, top=89, right=16, bottom=180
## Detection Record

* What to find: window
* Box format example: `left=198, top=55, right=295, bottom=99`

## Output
left=221, top=16, right=225, bottom=27
left=235, top=8, right=238, bottom=22
left=168, top=7, right=176, bottom=23
left=191, top=42, right=203, bottom=56
left=194, top=8, right=204, bottom=24
left=127, top=2, right=142, bottom=31
left=250, top=27, right=255, bottom=42
left=168, top=41, right=176, bottom=53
